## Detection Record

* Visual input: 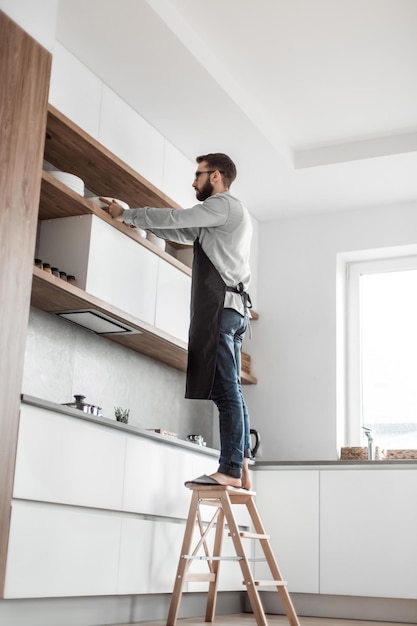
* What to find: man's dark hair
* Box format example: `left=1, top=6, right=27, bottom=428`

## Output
left=196, top=153, right=237, bottom=188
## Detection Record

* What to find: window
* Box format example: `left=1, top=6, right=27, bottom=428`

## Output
left=347, top=255, right=417, bottom=450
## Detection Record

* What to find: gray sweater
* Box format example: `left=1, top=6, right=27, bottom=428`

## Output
left=122, top=191, right=252, bottom=315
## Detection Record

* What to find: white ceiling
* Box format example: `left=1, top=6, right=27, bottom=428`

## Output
left=56, top=0, right=417, bottom=221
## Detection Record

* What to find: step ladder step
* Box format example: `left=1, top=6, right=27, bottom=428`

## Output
left=232, top=530, right=270, bottom=540
left=182, top=554, right=242, bottom=561
left=252, top=579, right=288, bottom=587
left=185, top=573, right=216, bottom=582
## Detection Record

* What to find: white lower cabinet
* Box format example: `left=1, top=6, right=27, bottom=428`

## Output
left=254, top=470, right=320, bottom=594
left=320, top=469, right=417, bottom=599
left=123, top=436, right=210, bottom=518
left=4, top=501, right=121, bottom=598
left=14, top=405, right=126, bottom=511
left=6, top=403, right=224, bottom=598
left=118, top=518, right=184, bottom=594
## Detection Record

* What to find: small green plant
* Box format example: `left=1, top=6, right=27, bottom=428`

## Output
left=114, top=406, right=130, bottom=424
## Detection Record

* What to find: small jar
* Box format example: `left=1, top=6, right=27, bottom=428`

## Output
left=51, top=267, right=60, bottom=277
left=67, top=275, right=76, bottom=285
left=42, top=263, right=52, bottom=274
left=59, top=271, right=67, bottom=281
left=34, top=258, right=43, bottom=269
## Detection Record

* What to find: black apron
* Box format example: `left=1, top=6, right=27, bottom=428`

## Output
left=185, top=239, right=226, bottom=399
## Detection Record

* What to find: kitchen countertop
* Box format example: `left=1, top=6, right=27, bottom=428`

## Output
left=20, top=395, right=417, bottom=469
left=20, top=394, right=219, bottom=458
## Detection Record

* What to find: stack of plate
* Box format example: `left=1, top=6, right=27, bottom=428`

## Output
left=49, top=171, right=85, bottom=195
left=88, top=197, right=148, bottom=239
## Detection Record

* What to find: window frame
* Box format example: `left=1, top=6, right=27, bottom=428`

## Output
left=346, top=253, right=417, bottom=447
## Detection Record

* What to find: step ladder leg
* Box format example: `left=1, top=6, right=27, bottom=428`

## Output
left=205, top=507, right=225, bottom=622
left=246, top=497, right=300, bottom=626
left=166, top=490, right=200, bottom=626
left=220, top=492, right=269, bottom=626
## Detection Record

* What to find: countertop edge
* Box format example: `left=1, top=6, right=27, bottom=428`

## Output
left=20, top=394, right=219, bottom=457
left=253, top=459, right=417, bottom=469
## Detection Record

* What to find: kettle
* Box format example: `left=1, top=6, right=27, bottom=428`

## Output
left=250, top=428, right=260, bottom=458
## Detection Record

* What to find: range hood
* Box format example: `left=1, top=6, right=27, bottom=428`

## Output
left=55, top=309, right=142, bottom=335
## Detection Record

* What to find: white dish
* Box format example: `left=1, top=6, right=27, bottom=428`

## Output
left=49, top=171, right=84, bottom=195
left=88, top=196, right=130, bottom=211
left=147, top=232, right=166, bottom=251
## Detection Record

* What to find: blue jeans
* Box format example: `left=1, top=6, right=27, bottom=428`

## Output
left=210, top=308, right=251, bottom=479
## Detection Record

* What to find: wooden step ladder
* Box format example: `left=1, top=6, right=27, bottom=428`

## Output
left=166, top=484, right=300, bottom=626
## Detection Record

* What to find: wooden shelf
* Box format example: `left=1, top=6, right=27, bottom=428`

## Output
left=31, top=268, right=257, bottom=384
left=44, top=105, right=181, bottom=210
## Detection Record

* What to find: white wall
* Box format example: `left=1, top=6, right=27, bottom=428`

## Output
left=246, top=201, right=417, bottom=462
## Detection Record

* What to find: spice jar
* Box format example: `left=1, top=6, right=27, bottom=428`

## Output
left=42, top=263, right=52, bottom=274
left=59, top=271, right=67, bottom=281
left=34, top=258, right=43, bottom=269
left=67, top=275, right=76, bottom=285
left=51, top=267, right=60, bottom=277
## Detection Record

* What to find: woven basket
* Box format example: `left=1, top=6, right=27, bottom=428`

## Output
left=340, top=446, right=386, bottom=460
left=386, top=449, right=417, bottom=460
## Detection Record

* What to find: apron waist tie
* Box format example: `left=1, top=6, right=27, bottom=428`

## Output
left=226, top=282, right=252, bottom=311
left=226, top=283, right=253, bottom=338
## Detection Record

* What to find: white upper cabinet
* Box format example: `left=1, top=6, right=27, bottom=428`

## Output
left=155, top=260, right=191, bottom=344
left=38, top=214, right=159, bottom=326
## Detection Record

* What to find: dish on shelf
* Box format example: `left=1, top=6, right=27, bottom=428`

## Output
left=49, top=171, right=85, bottom=195
left=147, top=232, right=166, bottom=251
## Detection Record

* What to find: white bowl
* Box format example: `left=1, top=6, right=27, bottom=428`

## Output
left=147, top=232, right=166, bottom=251
left=49, top=171, right=84, bottom=195
left=88, top=196, right=130, bottom=211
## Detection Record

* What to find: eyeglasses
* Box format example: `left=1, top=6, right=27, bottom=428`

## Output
left=194, top=170, right=216, bottom=180
left=194, top=170, right=223, bottom=180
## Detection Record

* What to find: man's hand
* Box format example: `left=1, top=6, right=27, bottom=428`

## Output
left=99, top=197, right=125, bottom=222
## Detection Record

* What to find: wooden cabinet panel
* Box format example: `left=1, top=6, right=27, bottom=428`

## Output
left=320, top=469, right=417, bottom=599
left=0, top=11, right=52, bottom=594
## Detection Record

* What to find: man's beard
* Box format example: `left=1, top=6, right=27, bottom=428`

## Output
left=195, top=179, right=214, bottom=201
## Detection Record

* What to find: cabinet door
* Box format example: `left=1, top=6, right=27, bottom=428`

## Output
left=254, top=470, right=320, bottom=593
left=14, top=405, right=126, bottom=511
left=155, top=260, right=191, bottom=343
left=4, top=501, right=120, bottom=598
left=123, top=436, right=194, bottom=518
left=87, top=216, right=159, bottom=324
left=38, top=215, right=159, bottom=325
left=117, top=517, right=184, bottom=594
left=320, top=469, right=417, bottom=599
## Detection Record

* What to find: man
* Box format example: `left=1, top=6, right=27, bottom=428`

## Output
left=104, top=153, right=253, bottom=489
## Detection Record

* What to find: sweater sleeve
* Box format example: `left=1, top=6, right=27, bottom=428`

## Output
left=122, top=194, right=230, bottom=243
